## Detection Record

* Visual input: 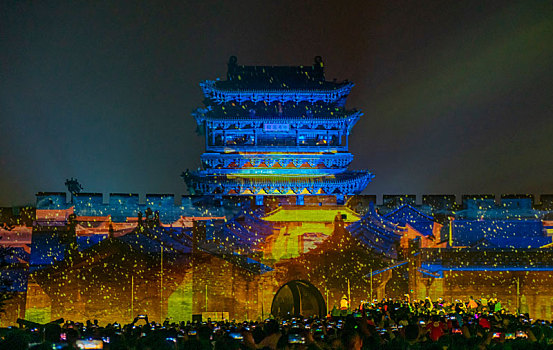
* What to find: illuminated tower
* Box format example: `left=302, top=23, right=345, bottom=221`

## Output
left=183, top=56, right=373, bottom=201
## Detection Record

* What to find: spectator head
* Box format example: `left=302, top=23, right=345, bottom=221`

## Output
left=405, top=324, right=420, bottom=343
left=197, top=325, right=211, bottom=341
left=43, top=323, right=61, bottom=343
left=215, top=336, right=240, bottom=350
left=264, top=319, right=280, bottom=335
left=341, top=329, right=362, bottom=350
left=65, top=328, right=80, bottom=346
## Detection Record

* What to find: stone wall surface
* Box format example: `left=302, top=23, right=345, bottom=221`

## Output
left=2, top=193, right=553, bottom=325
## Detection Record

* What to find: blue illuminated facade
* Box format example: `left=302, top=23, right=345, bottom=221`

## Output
left=183, top=56, right=373, bottom=197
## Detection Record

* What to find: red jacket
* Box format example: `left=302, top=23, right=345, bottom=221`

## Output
left=426, top=321, right=446, bottom=341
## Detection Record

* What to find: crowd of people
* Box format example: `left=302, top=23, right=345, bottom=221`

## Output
left=0, top=296, right=551, bottom=350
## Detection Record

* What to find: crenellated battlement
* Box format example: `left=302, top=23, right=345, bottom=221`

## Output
left=378, top=193, right=549, bottom=211
left=35, top=192, right=553, bottom=215
left=35, top=192, right=233, bottom=223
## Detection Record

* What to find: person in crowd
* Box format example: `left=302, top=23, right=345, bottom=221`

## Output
left=245, top=319, right=282, bottom=350
left=425, top=315, right=447, bottom=341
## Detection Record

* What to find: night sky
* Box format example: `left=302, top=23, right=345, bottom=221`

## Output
left=1, top=1, right=552, bottom=206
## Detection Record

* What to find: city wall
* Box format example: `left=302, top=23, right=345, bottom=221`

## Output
left=1, top=193, right=553, bottom=325
left=33, top=192, right=553, bottom=218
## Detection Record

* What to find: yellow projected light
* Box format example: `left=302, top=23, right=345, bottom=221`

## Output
left=261, top=206, right=360, bottom=261
left=263, top=206, right=360, bottom=223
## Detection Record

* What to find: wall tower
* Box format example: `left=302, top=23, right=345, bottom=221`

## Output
left=183, top=56, right=373, bottom=199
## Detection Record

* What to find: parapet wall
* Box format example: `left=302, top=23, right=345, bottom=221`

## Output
left=34, top=192, right=250, bottom=223
left=379, top=194, right=553, bottom=211
left=35, top=192, right=553, bottom=217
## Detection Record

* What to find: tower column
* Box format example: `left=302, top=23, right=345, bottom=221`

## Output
left=205, top=121, right=208, bottom=150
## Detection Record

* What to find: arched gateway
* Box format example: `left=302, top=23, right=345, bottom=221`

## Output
left=271, top=280, right=326, bottom=318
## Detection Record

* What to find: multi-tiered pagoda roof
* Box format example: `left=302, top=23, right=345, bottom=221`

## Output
left=184, top=56, right=373, bottom=197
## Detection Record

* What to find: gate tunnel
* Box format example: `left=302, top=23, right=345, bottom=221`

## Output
left=270, top=280, right=326, bottom=318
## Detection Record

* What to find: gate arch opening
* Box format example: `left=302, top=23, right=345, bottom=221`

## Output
left=271, top=280, right=326, bottom=318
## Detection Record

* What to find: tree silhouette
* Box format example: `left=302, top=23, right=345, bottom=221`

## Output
left=65, top=178, right=83, bottom=203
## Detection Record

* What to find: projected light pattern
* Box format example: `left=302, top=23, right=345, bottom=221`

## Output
left=2, top=191, right=553, bottom=326
left=1, top=56, right=552, bottom=329
left=184, top=57, right=373, bottom=196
